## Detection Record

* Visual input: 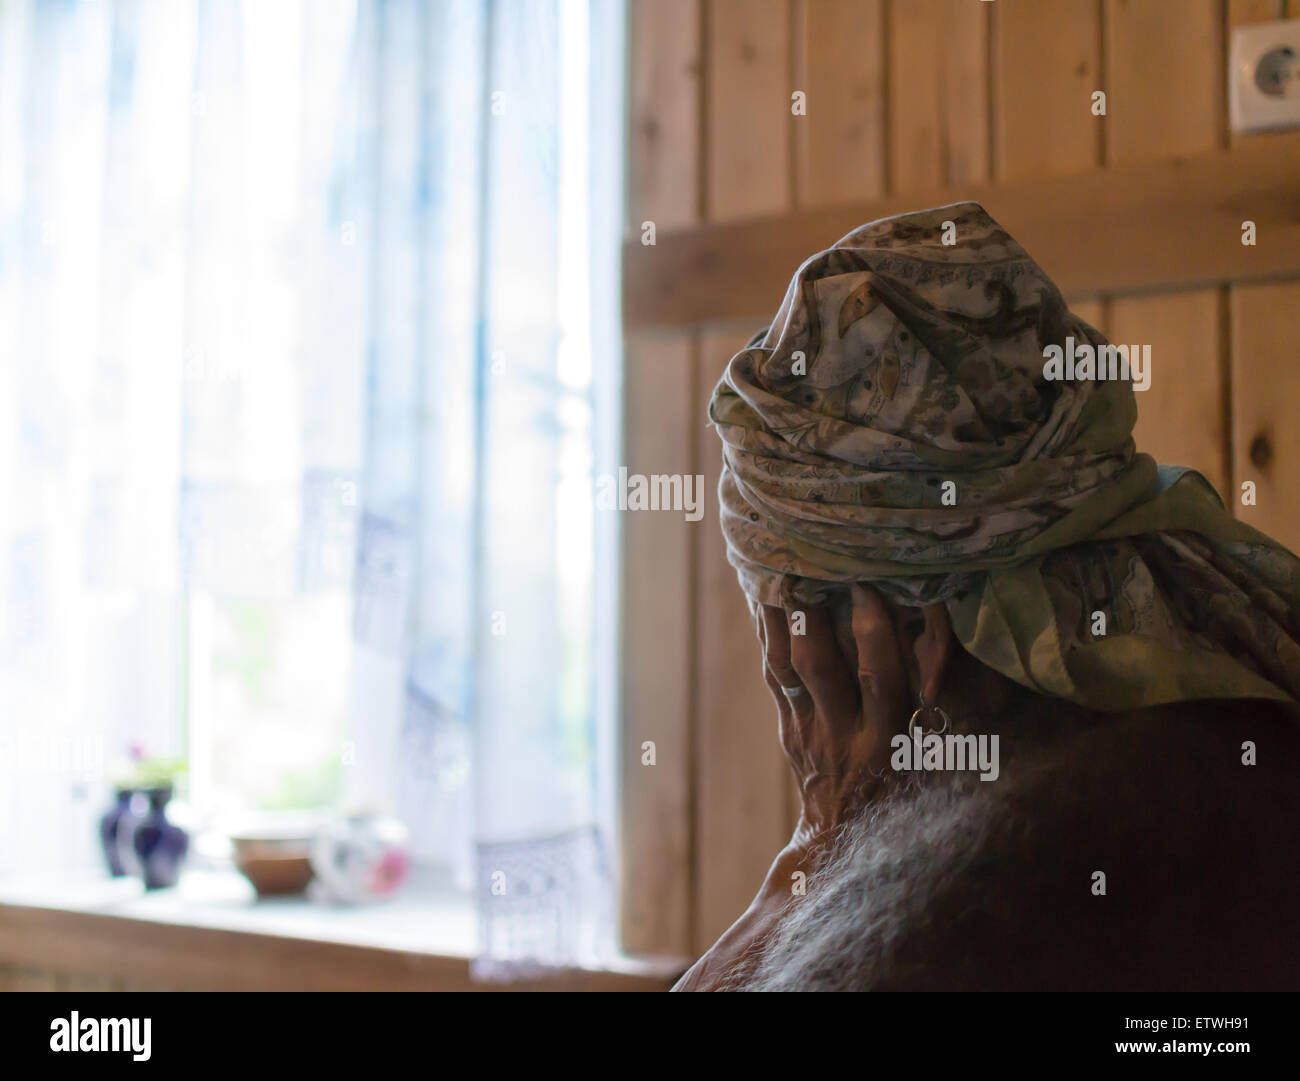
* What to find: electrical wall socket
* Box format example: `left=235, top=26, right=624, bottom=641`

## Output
left=1230, top=20, right=1300, bottom=134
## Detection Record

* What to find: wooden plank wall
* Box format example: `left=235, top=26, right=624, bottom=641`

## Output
left=1228, top=0, right=1300, bottom=542
left=623, top=0, right=1300, bottom=959
left=622, top=0, right=701, bottom=957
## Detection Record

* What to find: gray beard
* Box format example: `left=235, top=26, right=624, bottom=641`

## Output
left=736, top=699, right=1300, bottom=991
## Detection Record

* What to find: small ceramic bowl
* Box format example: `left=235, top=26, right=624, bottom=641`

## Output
left=231, top=834, right=316, bottom=897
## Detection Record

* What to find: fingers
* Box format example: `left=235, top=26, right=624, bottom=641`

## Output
left=759, top=602, right=800, bottom=706
left=849, top=584, right=908, bottom=731
left=787, top=604, right=859, bottom=729
left=755, top=606, right=789, bottom=740
left=760, top=605, right=809, bottom=752
left=761, top=590, right=913, bottom=747
left=914, top=602, right=953, bottom=705
left=760, top=604, right=797, bottom=689
left=760, top=604, right=804, bottom=715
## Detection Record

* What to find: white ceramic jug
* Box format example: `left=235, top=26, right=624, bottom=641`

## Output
left=309, top=812, right=409, bottom=904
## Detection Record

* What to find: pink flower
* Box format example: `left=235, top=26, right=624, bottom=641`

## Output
left=368, top=849, right=410, bottom=895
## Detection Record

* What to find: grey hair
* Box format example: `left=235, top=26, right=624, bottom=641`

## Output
left=741, top=771, right=1000, bottom=992
left=735, top=702, right=1300, bottom=991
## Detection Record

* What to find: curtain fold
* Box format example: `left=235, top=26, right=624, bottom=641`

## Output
left=0, top=0, right=620, bottom=974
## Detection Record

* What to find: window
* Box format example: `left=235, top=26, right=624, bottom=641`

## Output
left=0, top=0, right=624, bottom=970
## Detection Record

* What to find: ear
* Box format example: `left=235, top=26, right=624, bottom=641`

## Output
left=914, top=602, right=953, bottom=705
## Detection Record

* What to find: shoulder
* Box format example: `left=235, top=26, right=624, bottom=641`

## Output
left=751, top=699, right=1300, bottom=991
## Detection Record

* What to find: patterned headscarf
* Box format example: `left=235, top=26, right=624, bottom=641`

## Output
left=710, top=202, right=1300, bottom=713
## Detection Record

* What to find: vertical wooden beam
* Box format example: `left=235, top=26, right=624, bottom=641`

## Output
left=1111, top=292, right=1228, bottom=496
left=994, top=0, right=1107, bottom=411
left=619, top=332, right=698, bottom=957
left=992, top=0, right=1102, bottom=182
left=889, top=0, right=945, bottom=191
left=1225, top=1, right=1289, bottom=508
left=705, top=0, right=793, bottom=222
left=1104, top=1, right=1227, bottom=498
left=943, top=0, right=992, bottom=186
left=794, top=0, right=887, bottom=207
left=693, top=0, right=800, bottom=952
left=1230, top=280, right=1300, bottom=551
left=1106, top=0, right=1222, bottom=161
left=888, top=0, right=990, bottom=192
left=627, top=0, right=703, bottom=231
left=693, top=323, right=792, bottom=952
left=621, top=0, right=702, bottom=958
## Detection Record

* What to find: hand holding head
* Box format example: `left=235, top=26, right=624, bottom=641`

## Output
left=756, top=584, right=957, bottom=840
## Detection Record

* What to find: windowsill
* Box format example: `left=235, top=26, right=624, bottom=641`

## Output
left=0, top=870, right=686, bottom=992
left=0, top=867, right=479, bottom=956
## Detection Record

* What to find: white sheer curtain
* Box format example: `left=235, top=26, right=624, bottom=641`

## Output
left=0, top=0, right=622, bottom=973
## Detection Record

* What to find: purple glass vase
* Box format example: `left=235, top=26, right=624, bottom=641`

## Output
left=98, top=789, right=134, bottom=877
left=131, top=786, right=189, bottom=890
